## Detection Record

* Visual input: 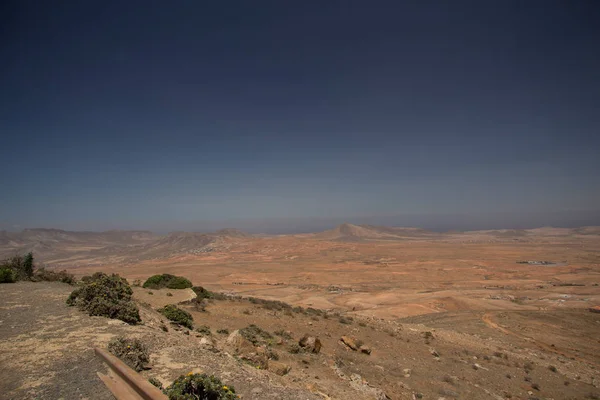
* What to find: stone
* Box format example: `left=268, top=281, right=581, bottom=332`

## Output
left=341, top=336, right=359, bottom=351
left=268, top=360, right=291, bottom=376
left=299, top=334, right=322, bottom=354
left=359, top=345, right=372, bottom=355
left=226, top=330, right=255, bottom=355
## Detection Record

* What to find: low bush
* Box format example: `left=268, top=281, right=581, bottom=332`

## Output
left=66, top=272, right=141, bottom=324
left=143, top=274, right=193, bottom=290
left=196, top=325, right=211, bottom=336
left=33, top=267, right=76, bottom=285
left=159, top=304, right=194, bottom=329
left=164, top=373, right=237, bottom=400
left=108, top=336, right=150, bottom=372
left=217, top=328, right=229, bottom=335
left=0, top=267, right=16, bottom=283
left=239, top=324, right=272, bottom=346
left=0, top=252, right=34, bottom=282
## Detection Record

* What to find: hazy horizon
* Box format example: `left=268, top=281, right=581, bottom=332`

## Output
left=3, top=209, right=600, bottom=235
left=2, top=1, right=599, bottom=232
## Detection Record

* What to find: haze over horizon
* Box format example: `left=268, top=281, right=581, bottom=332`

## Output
left=2, top=1, right=599, bottom=233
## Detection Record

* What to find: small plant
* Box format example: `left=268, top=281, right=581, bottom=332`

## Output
left=148, top=377, right=163, bottom=389
left=548, top=365, right=557, bottom=372
left=143, top=274, right=193, bottom=290
left=288, top=343, right=301, bottom=354
left=0, top=267, right=16, bottom=283
left=108, top=336, right=150, bottom=372
left=217, top=328, right=229, bottom=335
left=160, top=304, right=193, bottom=329
left=166, top=292, right=173, bottom=297
left=358, top=321, right=367, bottom=327
left=66, top=272, right=141, bottom=324
left=338, top=316, right=352, bottom=324
left=196, top=325, right=211, bottom=336
left=266, top=348, right=279, bottom=360
left=531, top=383, right=540, bottom=391
left=148, top=291, right=154, bottom=295
left=132, top=279, right=142, bottom=287
left=164, top=373, right=237, bottom=400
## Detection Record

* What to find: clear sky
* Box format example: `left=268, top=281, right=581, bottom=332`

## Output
left=1, top=1, right=599, bottom=233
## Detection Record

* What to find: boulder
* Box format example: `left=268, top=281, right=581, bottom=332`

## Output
left=341, top=336, right=359, bottom=351
left=299, top=334, right=322, bottom=354
left=240, top=351, right=268, bottom=369
left=227, top=330, right=255, bottom=355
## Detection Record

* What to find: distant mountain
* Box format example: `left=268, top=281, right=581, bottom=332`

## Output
left=0, top=228, right=158, bottom=260
left=214, top=228, right=252, bottom=238
left=312, top=223, right=437, bottom=241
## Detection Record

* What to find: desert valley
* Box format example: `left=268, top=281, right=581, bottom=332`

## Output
left=1, top=224, right=599, bottom=400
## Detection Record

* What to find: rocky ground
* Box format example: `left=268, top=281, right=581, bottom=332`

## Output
left=1, top=281, right=599, bottom=400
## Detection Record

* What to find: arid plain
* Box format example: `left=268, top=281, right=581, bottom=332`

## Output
left=1, top=224, right=599, bottom=399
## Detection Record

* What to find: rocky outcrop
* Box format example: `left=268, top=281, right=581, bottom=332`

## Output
left=298, top=334, right=322, bottom=354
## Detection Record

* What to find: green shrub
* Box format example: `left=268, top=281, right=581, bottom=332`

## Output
left=0, top=267, right=16, bottom=283
left=191, top=286, right=229, bottom=301
left=159, top=304, right=193, bottom=329
left=143, top=274, right=192, bottom=290
left=217, top=328, right=229, bottom=335
left=164, top=373, right=236, bottom=400
left=33, top=267, right=76, bottom=285
left=108, top=336, right=150, bottom=372
left=0, top=252, right=35, bottom=281
left=66, top=272, right=141, bottom=324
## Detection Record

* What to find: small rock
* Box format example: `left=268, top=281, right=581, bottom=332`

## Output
left=359, top=345, right=372, bottom=355
left=268, top=360, right=291, bottom=376
left=341, top=336, right=359, bottom=351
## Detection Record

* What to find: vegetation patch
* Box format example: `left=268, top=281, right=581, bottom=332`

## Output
left=33, top=267, right=76, bottom=285
left=108, top=336, right=150, bottom=372
left=195, top=325, right=211, bottom=336
left=0, top=252, right=34, bottom=282
left=159, top=304, right=194, bottom=329
left=66, top=272, right=141, bottom=324
left=0, top=267, right=16, bottom=283
left=143, top=274, right=193, bottom=290
left=164, top=373, right=237, bottom=400
left=240, top=324, right=273, bottom=346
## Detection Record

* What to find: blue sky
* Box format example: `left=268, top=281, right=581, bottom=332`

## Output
left=1, top=1, right=599, bottom=232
